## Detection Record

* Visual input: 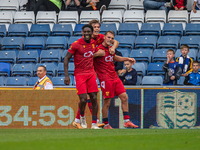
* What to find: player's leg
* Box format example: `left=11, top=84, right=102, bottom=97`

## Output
left=102, top=98, right=113, bottom=129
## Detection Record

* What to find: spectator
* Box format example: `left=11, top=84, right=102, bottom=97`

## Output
left=176, top=44, right=193, bottom=77
left=184, top=61, right=200, bottom=85
left=193, top=0, right=200, bottom=13
left=119, top=60, right=137, bottom=85
left=114, top=49, right=123, bottom=76
left=162, top=49, right=182, bottom=85
left=65, top=0, right=81, bottom=10
left=34, top=65, right=53, bottom=90
left=143, top=0, right=172, bottom=13
left=172, top=0, right=187, bottom=10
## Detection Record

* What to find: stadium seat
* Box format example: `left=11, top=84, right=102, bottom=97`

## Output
left=24, top=37, right=45, bottom=50
left=100, top=23, right=117, bottom=35
left=177, top=76, right=185, bottom=85
left=187, top=0, right=193, bottom=11
left=136, top=76, right=142, bottom=85
left=52, top=77, right=67, bottom=86
left=0, top=62, right=11, bottom=77
left=147, top=62, right=164, bottom=76
left=8, top=24, right=28, bottom=37
left=52, top=24, right=73, bottom=37
left=0, top=51, right=16, bottom=64
left=80, top=11, right=100, bottom=24
left=117, top=48, right=130, bottom=57
left=46, top=36, right=67, bottom=50
left=74, top=24, right=85, bottom=36
left=140, top=23, right=161, bottom=36
left=190, top=10, right=200, bottom=23
left=28, top=77, right=38, bottom=86
left=175, top=49, right=197, bottom=61
left=0, top=11, right=13, bottom=29
left=68, top=36, right=82, bottom=47
left=142, top=76, right=163, bottom=86
left=145, top=10, right=166, bottom=30
left=123, top=10, right=144, bottom=30
left=168, top=10, right=188, bottom=30
left=157, top=36, right=180, bottom=50
left=19, top=0, right=27, bottom=11
left=130, top=49, right=152, bottom=63
left=34, top=63, right=57, bottom=77
left=180, top=36, right=200, bottom=50
left=30, top=24, right=51, bottom=37
left=152, top=49, right=168, bottom=62
left=61, top=50, right=73, bottom=62
left=0, top=0, right=19, bottom=11
left=40, top=50, right=61, bottom=63
left=118, top=23, right=139, bottom=36
left=185, top=23, right=200, bottom=36
left=132, top=62, right=146, bottom=76
left=108, top=0, right=127, bottom=11
left=5, top=77, right=27, bottom=86
left=0, top=77, right=5, bottom=86
left=12, top=64, right=34, bottom=77
left=18, top=50, right=39, bottom=64
left=2, top=37, right=23, bottom=50
left=129, top=0, right=144, bottom=10
left=57, top=62, right=74, bottom=76
left=135, top=36, right=157, bottom=49
left=115, top=35, right=135, bottom=49
left=162, top=23, right=183, bottom=36
left=0, top=25, right=6, bottom=37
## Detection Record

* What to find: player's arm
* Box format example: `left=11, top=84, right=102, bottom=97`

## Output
left=113, top=55, right=136, bottom=65
left=109, top=39, right=119, bottom=55
left=64, top=52, right=73, bottom=85
left=93, top=49, right=105, bottom=58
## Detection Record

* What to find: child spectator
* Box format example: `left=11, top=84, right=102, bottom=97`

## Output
left=176, top=44, right=193, bottom=76
left=119, top=60, right=137, bottom=85
left=193, top=0, right=200, bottom=13
left=162, top=49, right=182, bottom=85
left=184, top=61, right=200, bottom=85
left=172, top=0, right=187, bottom=10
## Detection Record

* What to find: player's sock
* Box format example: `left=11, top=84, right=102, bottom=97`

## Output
left=87, top=99, right=93, bottom=115
left=123, top=112, right=130, bottom=122
left=79, top=110, right=85, bottom=117
left=92, top=115, right=97, bottom=123
left=76, top=109, right=81, bottom=119
left=103, top=118, right=109, bottom=125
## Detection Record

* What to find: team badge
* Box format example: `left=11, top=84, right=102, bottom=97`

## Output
left=106, top=92, right=110, bottom=96
left=83, top=45, right=85, bottom=48
left=92, top=44, right=95, bottom=48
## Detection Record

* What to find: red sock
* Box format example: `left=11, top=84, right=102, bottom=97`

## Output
left=103, top=118, right=109, bottom=125
left=123, top=112, right=130, bottom=120
left=76, top=109, right=81, bottom=119
left=87, top=99, right=93, bottom=115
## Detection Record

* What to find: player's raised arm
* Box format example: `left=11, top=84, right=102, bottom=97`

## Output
left=113, top=55, right=136, bottom=65
left=109, top=39, right=119, bottom=55
left=64, top=52, right=73, bottom=85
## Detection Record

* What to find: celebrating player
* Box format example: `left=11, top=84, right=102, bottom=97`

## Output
left=93, top=31, right=139, bottom=129
left=64, top=24, right=100, bottom=129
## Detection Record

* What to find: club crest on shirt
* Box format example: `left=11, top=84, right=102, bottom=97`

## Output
left=106, top=92, right=110, bottom=96
left=92, top=44, right=95, bottom=48
left=83, top=45, right=85, bottom=48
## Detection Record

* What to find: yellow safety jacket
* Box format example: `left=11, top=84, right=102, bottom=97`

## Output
left=34, top=76, right=53, bottom=90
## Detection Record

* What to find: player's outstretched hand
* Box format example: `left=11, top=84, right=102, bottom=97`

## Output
left=127, top=58, right=136, bottom=65
left=109, top=47, right=115, bottom=55
left=64, top=75, right=70, bottom=85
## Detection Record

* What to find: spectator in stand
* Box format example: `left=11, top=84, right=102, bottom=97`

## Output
left=114, top=49, right=124, bottom=76
left=193, top=0, right=200, bottom=13
left=172, top=0, right=187, bottom=10
left=143, top=0, right=172, bottom=13
left=65, top=0, right=82, bottom=10
left=119, top=60, right=137, bottom=85
left=184, top=61, right=200, bottom=85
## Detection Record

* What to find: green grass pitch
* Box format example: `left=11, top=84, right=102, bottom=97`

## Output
left=0, top=129, right=200, bottom=150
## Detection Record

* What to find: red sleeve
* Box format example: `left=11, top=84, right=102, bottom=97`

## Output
left=95, top=45, right=101, bottom=53
left=99, top=34, right=104, bottom=43
left=68, top=41, right=77, bottom=55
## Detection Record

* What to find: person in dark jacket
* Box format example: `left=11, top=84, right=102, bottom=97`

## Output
left=172, top=0, right=187, bottom=10
left=162, top=49, right=182, bottom=85
left=114, top=49, right=123, bottom=75
left=184, top=61, right=200, bottom=85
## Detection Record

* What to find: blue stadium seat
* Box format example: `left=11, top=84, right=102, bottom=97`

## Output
left=2, top=37, right=23, bottom=50
left=52, top=76, right=74, bottom=86
left=57, top=62, right=74, bottom=76
left=142, top=76, right=163, bottom=86
left=34, top=63, right=57, bottom=77
left=18, top=50, right=39, bottom=64
left=198, top=51, right=200, bottom=62
left=140, top=23, right=161, bottom=36
left=40, top=50, right=61, bottom=63
left=0, top=37, right=2, bottom=49
left=100, top=23, right=117, bottom=35
left=46, top=36, right=67, bottom=50
left=24, top=37, right=45, bottom=50
left=0, top=77, right=5, bottom=86
left=152, top=49, right=168, bottom=62
left=180, top=36, right=200, bottom=50
left=0, top=25, right=6, bottom=37
left=147, top=62, right=164, bottom=76
left=61, top=50, right=74, bottom=62
left=5, top=77, right=27, bottom=86
left=129, top=49, right=152, bottom=63
left=30, top=24, right=51, bottom=37
left=162, top=23, right=183, bottom=36
left=0, top=51, right=16, bottom=64
left=185, top=23, right=200, bottom=36
left=118, top=23, right=139, bottom=36
left=68, top=36, right=81, bottom=47
left=117, top=48, right=130, bottom=57
left=136, top=76, right=142, bottom=85
left=175, top=49, right=197, bottom=61
left=52, top=24, right=73, bottom=37
left=135, top=36, right=157, bottom=49
left=74, top=24, right=85, bottom=36
left=12, top=64, right=34, bottom=77
left=177, top=76, right=185, bottom=85
left=28, top=77, right=38, bottom=86
left=157, top=36, right=180, bottom=50
left=132, top=62, right=146, bottom=76
left=8, top=24, right=28, bottom=37
left=0, top=62, right=11, bottom=77
left=115, top=35, right=135, bottom=50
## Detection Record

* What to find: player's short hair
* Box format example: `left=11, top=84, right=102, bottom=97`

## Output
left=89, top=19, right=101, bottom=27
left=105, top=30, right=115, bottom=37
left=193, top=60, right=199, bottom=65
left=38, top=65, right=46, bottom=71
left=167, top=49, right=175, bottom=54
left=180, top=44, right=189, bottom=50
left=82, top=24, right=93, bottom=33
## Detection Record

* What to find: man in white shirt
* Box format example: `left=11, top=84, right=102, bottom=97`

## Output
left=193, top=0, right=200, bottom=13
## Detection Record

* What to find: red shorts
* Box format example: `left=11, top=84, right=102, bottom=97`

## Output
left=75, top=73, right=99, bottom=95
left=100, top=78, right=126, bottom=99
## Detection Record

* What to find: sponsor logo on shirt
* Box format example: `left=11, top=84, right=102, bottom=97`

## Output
left=84, top=51, right=93, bottom=57
left=105, top=55, right=113, bottom=62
